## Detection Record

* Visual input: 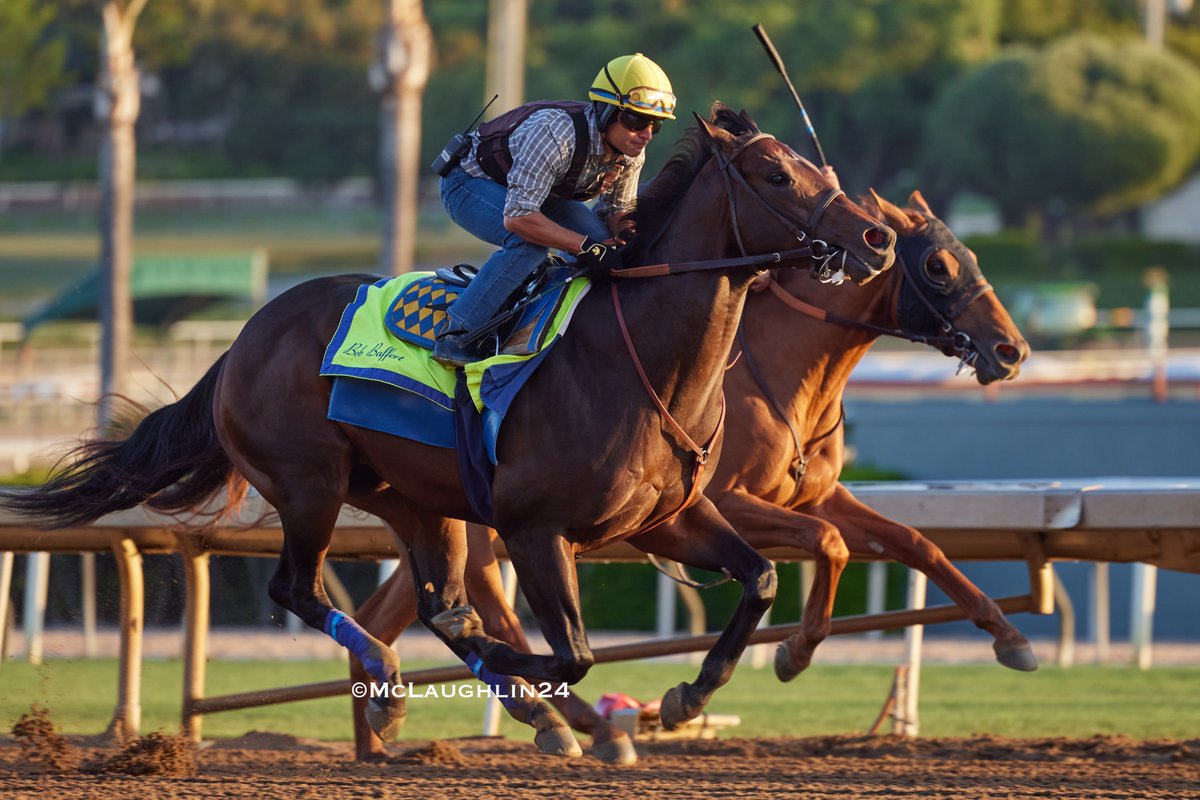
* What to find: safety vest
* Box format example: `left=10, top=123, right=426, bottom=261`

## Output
left=473, top=101, right=597, bottom=202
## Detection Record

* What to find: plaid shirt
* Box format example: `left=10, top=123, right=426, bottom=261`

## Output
left=461, top=104, right=642, bottom=221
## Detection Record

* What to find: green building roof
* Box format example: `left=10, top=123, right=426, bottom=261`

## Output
left=24, top=250, right=268, bottom=331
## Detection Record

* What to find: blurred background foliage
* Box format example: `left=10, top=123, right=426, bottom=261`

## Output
left=3, top=0, right=1200, bottom=238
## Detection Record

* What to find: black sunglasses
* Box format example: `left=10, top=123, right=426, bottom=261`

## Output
left=617, top=109, right=663, bottom=134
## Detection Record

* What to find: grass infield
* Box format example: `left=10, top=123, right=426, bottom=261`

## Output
left=2, top=658, right=1196, bottom=743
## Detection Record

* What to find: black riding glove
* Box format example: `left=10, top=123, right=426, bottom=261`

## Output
left=574, top=237, right=623, bottom=280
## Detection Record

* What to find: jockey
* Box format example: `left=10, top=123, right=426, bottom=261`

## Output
left=432, top=53, right=676, bottom=366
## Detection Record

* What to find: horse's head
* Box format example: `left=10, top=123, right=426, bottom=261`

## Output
left=863, top=189, right=1031, bottom=384
left=695, top=106, right=895, bottom=285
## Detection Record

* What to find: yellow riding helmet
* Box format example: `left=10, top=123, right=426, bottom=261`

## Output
left=588, top=53, right=676, bottom=121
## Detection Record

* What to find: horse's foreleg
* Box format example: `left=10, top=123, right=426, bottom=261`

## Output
left=465, top=524, right=634, bottom=764
left=460, top=528, right=595, bottom=688
left=820, top=483, right=1037, bottom=671
left=633, top=496, right=778, bottom=731
left=715, top=488, right=849, bottom=681
left=406, top=518, right=582, bottom=758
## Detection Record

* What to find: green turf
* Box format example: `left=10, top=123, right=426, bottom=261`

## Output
left=2, top=658, right=1196, bottom=743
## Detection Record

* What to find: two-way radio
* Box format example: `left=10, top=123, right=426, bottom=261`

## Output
left=431, top=94, right=500, bottom=177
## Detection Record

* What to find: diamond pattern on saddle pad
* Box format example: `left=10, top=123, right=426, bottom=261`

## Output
left=385, top=275, right=461, bottom=348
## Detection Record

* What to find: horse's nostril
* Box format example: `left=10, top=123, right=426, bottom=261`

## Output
left=995, top=343, right=1021, bottom=364
left=864, top=228, right=889, bottom=249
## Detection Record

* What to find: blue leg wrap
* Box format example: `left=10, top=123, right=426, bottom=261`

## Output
left=465, top=652, right=525, bottom=713
left=325, top=609, right=392, bottom=684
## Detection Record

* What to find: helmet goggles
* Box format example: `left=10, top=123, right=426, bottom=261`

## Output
left=623, top=86, right=676, bottom=117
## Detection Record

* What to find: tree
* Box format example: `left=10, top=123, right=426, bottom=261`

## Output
left=92, top=0, right=149, bottom=748
left=0, top=0, right=69, bottom=154
left=96, top=0, right=148, bottom=434
left=520, top=0, right=1001, bottom=192
left=374, top=0, right=432, bottom=275
left=923, top=33, right=1200, bottom=233
left=188, top=0, right=383, bottom=183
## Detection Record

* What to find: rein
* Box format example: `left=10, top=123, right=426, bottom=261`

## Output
left=610, top=247, right=820, bottom=279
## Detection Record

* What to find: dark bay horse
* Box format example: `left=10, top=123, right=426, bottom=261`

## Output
left=345, top=189, right=1034, bottom=762
left=4, top=105, right=896, bottom=757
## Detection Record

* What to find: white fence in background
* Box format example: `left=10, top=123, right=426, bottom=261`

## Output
left=4, top=333, right=1200, bottom=473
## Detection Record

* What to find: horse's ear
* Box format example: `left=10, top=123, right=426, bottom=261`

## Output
left=868, top=188, right=921, bottom=234
left=694, top=111, right=736, bottom=151
left=855, top=193, right=883, bottom=223
left=908, top=189, right=934, bottom=217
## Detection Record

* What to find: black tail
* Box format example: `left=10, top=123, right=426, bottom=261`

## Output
left=3, top=353, right=244, bottom=529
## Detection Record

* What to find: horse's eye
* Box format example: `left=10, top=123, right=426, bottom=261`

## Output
left=926, top=252, right=949, bottom=275
left=768, top=172, right=788, bottom=185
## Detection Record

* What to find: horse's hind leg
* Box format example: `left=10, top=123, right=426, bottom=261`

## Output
left=347, top=557, right=417, bottom=758
left=714, top=488, right=850, bottom=681
left=819, top=484, right=1037, bottom=671
left=631, top=496, right=778, bottom=731
left=266, top=497, right=401, bottom=698
left=465, top=524, right=635, bottom=765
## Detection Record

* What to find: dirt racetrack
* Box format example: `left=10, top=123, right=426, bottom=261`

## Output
left=2, top=727, right=1198, bottom=800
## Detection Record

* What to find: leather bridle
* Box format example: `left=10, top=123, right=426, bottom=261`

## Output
left=715, top=133, right=851, bottom=285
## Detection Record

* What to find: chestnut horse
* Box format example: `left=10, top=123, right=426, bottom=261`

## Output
left=4, top=105, right=895, bottom=758
left=345, top=189, right=1034, bottom=762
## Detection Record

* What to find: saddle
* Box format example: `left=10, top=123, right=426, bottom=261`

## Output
left=434, top=263, right=479, bottom=288
left=385, top=258, right=576, bottom=359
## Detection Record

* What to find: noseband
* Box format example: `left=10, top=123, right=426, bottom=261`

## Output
left=715, top=133, right=850, bottom=284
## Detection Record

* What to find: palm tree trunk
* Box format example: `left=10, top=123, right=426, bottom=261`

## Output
left=96, top=0, right=146, bottom=427
left=375, top=0, right=432, bottom=276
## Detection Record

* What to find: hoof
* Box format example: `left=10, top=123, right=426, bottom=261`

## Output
left=995, top=641, right=1039, bottom=672
left=591, top=734, right=637, bottom=766
left=364, top=685, right=407, bottom=742
left=660, top=682, right=699, bottom=731
left=430, top=605, right=484, bottom=640
left=534, top=725, right=583, bottom=758
left=529, top=701, right=582, bottom=758
left=774, top=642, right=802, bottom=683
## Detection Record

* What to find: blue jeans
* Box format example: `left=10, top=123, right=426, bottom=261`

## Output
left=439, top=167, right=609, bottom=332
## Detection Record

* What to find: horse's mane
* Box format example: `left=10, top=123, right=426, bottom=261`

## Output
left=625, top=102, right=761, bottom=263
